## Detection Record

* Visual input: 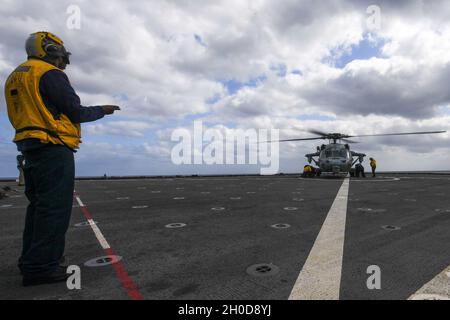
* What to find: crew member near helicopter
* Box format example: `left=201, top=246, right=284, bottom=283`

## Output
left=302, top=165, right=315, bottom=178
left=355, top=163, right=365, bottom=178
left=370, top=157, right=377, bottom=177
left=4, top=31, right=120, bottom=286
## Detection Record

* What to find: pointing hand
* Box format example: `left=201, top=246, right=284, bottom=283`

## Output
left=101, top=105, right=121, bottom=115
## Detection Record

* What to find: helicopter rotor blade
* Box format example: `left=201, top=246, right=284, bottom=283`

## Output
left=278, top=137, right=327, bottom=142
left=260, top=130, right=446, bottom=144
left=308, top=129, right=329, bottom=137
left=347, top=130, right=446, bottom=138
left=341, top=138, right=359, bottom=144
left=261, top=137, right=326, bottom=143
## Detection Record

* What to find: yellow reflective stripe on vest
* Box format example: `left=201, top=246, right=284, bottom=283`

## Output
left=15, top=126, right=76, bottom=151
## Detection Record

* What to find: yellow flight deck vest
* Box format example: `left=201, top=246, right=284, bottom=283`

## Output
left=4, top=59, right=81, bottom=150
left=370, top=159, right=377, bottom=168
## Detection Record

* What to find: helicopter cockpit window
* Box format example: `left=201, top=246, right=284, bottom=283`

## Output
left=325, top=149, right=348, bottom=158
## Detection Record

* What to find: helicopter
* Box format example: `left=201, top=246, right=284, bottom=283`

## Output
left=275, top=130, right=447, bottom=177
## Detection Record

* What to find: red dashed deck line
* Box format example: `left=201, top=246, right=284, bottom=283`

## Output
left=73, top=191, right=144, bottom=300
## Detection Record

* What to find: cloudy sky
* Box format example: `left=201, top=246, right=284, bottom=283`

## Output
left=1, top=0, right=449, bottom=177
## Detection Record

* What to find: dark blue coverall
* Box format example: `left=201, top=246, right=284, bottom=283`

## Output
left=17, top=69, right=105, bottom=276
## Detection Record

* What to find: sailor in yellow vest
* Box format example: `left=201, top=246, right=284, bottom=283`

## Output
left=370, top=157, right=377, bottom=177
left=4, top=31, right=120, bottom=286
left=302, top=164, right=315, bottom=178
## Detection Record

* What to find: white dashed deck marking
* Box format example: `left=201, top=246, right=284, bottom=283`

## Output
left=289, top=177, right=350, bottom=300
left=74, top=196, right=85, bottom=207
left=75, top=194, right=111, bottom=250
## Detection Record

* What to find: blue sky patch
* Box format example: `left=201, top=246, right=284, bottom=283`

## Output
left=0, top=113, right=14, bottom=142
left=326, top=34, right=387, bottom=69
left=221, top=75, right=267, bottom=95
left=206, top=93, right=221, bottom=105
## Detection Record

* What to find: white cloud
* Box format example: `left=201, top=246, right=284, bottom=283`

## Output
left=84, top=121, right=154, bottom=137
left=0, top=0, right=449, bottom=175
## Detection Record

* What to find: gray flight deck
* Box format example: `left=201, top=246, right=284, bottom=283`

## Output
left=0, top=173, right=449, bottom=300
